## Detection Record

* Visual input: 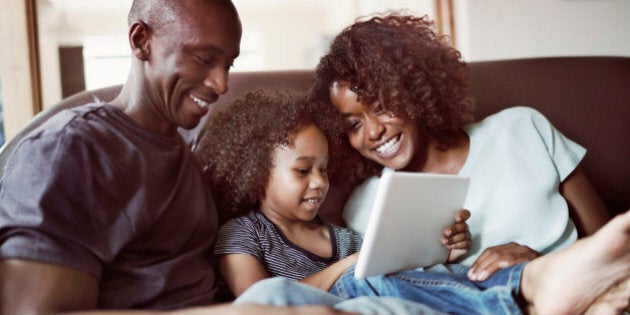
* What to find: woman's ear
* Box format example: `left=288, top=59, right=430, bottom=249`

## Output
left=129, top=21, right=151, bottom=61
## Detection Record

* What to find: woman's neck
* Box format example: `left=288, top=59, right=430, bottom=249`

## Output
left=408, top=131, right=470, bottom=175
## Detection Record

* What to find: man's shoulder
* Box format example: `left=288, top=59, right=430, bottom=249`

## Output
left=27, top=102, right=112, bottom=139
left=9, top=102, right=129, bottom=165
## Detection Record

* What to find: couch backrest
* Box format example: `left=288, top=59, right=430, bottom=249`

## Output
left=1, top=57, right=628, bottom=215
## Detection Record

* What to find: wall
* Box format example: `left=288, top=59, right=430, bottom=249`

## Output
left=34, top=0, right=430, bottom=109
left=37, top=0, right=130, bottom=109
left=7, top=0, right=628, bottom=141
left=233, top=0, right=433, bottom=71
left=454, top=0, right=630, bottom=61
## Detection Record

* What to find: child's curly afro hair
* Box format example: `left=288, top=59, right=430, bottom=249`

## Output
left=194, top=90, right=344, bottom=221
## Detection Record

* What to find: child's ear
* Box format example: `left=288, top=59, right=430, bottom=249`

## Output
left=129, top=21, right=151, bottom=61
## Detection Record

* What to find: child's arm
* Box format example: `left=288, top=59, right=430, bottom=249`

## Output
left=218, top=253, right=270, bottom=297
left=298, top=252, right=359, bottom=291
left=443, top=209, right=472, bottom=262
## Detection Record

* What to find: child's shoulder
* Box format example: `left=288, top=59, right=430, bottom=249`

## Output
left=220, top=211, right=270, bottom=231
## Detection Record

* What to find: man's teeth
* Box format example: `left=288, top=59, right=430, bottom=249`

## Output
left=190, top=95, right=210, bottom=108
left=304, top=198, right=319, bottom=205
left=376, top=135, right=399, bottom=154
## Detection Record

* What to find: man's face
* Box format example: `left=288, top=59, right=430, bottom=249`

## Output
left=147, top=1, right=242, bottom=135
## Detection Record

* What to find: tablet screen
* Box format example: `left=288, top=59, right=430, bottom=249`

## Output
left=354, top=171, right=470, bottom=279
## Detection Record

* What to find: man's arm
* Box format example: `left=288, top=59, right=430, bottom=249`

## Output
left=0, top=259, right=355, bottom=315
left=0, top=259, right=99, bottom=315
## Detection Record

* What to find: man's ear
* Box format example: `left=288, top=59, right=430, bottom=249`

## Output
left=129, top=21, right=151, bottom=61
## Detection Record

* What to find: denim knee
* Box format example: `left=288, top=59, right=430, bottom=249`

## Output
left=235, top=277, right=344, bottom=306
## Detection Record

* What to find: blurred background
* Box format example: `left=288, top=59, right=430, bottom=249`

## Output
left=1, top=0, right=629, bottom=145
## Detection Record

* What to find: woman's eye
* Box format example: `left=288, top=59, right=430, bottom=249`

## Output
left=344, top=121, right=361, bottom=131
left=373, top=103, right=384, bottom=114
left=296, top=169, right=309, bottom=176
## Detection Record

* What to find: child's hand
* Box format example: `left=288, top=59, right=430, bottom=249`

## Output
left=442, top=209, right=471, bottom=263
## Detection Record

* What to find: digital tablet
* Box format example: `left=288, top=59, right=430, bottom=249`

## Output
left=354, top=171, right=470, bottom=279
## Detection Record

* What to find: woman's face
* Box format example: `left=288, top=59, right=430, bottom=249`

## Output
left=329, top=82, right=422, bottom=170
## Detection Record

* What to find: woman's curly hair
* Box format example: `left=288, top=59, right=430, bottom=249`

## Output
left=310, top=13, right=475, bottom=184
left=194, top=90, right=345, bottom=222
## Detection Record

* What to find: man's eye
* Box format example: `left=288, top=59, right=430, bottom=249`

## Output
left=195, top=55, right=214, bottom=65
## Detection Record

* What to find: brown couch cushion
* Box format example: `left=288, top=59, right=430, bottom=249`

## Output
left=1, top=57, right=628, bottom=216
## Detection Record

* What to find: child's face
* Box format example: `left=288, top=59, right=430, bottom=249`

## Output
left=329, top=82, right=422, bottom=171
left=260, top=124, right=330, bottom=223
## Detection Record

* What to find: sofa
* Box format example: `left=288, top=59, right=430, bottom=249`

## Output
left=0, top=56, right=628, bottom=225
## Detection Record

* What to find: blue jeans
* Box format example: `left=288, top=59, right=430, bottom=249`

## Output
left=236, top=263, right=525, bottom=315
left=331, top=263, right=524, bottom=314
left=236, top=277, right=445, bottom=314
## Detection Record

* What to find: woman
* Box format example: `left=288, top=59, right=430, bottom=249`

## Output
left=309, top=13, right=611, bottom=282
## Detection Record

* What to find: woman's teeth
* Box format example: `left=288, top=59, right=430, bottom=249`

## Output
left=190, top=95, right=210, bottom=108
left=376, top=135, right=399, bottom=154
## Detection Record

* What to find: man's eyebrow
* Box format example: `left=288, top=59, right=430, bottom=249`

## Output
left=188, top=44, right=223, bottom=54
left=190, top=44, right=240, bottom=60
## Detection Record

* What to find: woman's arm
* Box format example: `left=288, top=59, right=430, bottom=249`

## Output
left=468, top=165, right=611, bottom=281
left=298, top=253, right=359, bottom=291
left=217, top=254, right=270, bottom=297
left=560, top=165, right=610, bottom=236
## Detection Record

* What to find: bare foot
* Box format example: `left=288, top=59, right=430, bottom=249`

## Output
left=520, top=210, right=630, bottom=315
left=584, top=278, right=630, bottom=315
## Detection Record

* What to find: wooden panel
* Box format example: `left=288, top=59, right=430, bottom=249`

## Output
left=0, top=0, right=41, bottom=142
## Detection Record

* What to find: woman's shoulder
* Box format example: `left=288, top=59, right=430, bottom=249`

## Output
left=485, top=106, right=547, bottom=124
left=469, top=106, right=551, bottom=133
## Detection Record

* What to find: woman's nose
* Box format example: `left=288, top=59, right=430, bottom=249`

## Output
left=366, top=116, right=386, bottom=140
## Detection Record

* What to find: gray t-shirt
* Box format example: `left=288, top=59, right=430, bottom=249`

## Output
left=0, top=103, right=218, bottom=309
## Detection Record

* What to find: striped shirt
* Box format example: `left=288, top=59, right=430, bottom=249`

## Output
left=214, top=211, right=362, bottom=280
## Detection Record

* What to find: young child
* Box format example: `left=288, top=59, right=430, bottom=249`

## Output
left=194, top=90, right=542, bottom=314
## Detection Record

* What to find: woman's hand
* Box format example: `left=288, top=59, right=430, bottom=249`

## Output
left=467, top=242, right=541, bottom=281
left=443, top=209, right=472, bottom=263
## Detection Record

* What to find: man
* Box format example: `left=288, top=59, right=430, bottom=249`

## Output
left=0, top=1, right=351, bottom=314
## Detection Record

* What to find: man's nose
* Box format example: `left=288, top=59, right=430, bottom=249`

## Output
left=204, top=68, right=228, bottom=95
